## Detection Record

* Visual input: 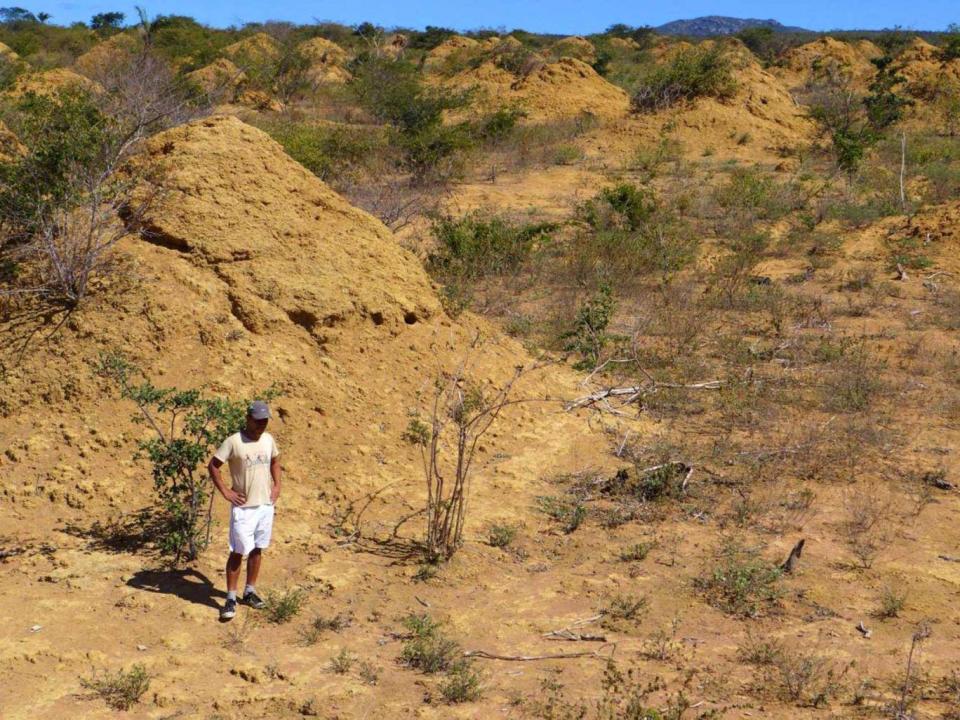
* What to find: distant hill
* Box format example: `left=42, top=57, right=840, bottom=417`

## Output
left=656, top=16, right=809, bottom=37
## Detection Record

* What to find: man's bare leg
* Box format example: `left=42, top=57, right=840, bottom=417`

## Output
left=226, top=552, right=243, bottom=594
left=245, top=548, right=262, bottom=589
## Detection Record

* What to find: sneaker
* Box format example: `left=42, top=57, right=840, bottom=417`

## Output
left=220, top=598, right=237, bottom=621
left=241, top=591, right=266, bottom=609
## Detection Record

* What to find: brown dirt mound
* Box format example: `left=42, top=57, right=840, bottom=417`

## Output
left=296, top=37, right=351, bottom=84
left=222, top=32, right=280, bottom=66
left=480, top=35, right=522, bottom=53
left=137, top=115, right=440, bottom=333
left=551, top=36, right=596, bottom=63
left=589, top=43, right=813, bottom=164
left=72, top=31, right=140, bottom=79
left=448, top=57, right=629, bottom=121
left=897, top=37, right=960, bottom=98
left=776, top=36, right=880, bottom=90
left=186, top=57, right=246, bottom=95
left=609, top=37, right=640, bottom=51
left=6, top=67, right=101, bottom=98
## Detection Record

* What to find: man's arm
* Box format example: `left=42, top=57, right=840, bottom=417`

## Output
left=270, top=456, right=282, bottom=504
left=208, top=457, right=246, bottom=506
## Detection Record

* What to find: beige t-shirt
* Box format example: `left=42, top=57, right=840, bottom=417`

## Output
left=214, top=431, right=279, bottom=508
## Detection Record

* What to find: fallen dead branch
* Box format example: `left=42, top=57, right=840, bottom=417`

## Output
left=464, top=643, right=616, bottom=661
left=543, top=612, right=608, bottom=642
left=566, top=380, right=721, bottom=412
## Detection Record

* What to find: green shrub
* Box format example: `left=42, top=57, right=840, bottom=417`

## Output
left=264, top=587, right=307, bottom=624
left=477, top=107, right=526, bottom=142
left=552, top=143, right=583, bottom=164
left=940, top=24, right=960, bottom=61
left=330, top=648, right=355, bottom=674
left=574, top=184, right=697, bottom=286
left=300, top=612, right=352, bottom=644
left=427, top=213, right=554, bottom=281
left=713, top=167, right=792, bottom=221
left=536, top=495, right=587, bottom=533
left=632, top=45, right=737, bottom=113
left=80, top=664, right=150, bottom=711
left=487, top=523, right=517, bottom=548
left=696, top=538, right=784, bottom=617
left=618, top=542, right=655, bottom=562
left=0, top=87, right=109, bottom=243
left=561, top=283, right=618, bottom=370
left=349, top=55, right=473, bottom=180
left=259, top=120, right=383, bottom=181
left=399, top=614, right=459, bottom=673
left=439, top=660, right=483, bottom=703
left=874, top=585, right=906, bottom=619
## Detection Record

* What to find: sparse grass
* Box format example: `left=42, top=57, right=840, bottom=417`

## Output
left=487, top=523, right=518, bottom=548
left=696, top=538, right=784, bottom=617
left=80, top=664, right=150, bottom=711
left=264, top=587, right=307, bottom=624
left=300, top=611, right=352, bottom=645
left=769, top=646, right=851, bottom=707
left=398, top=614, right=459, bottom=674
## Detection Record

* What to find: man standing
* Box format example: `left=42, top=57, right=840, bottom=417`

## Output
left=208, top=401, right=281, bottom=621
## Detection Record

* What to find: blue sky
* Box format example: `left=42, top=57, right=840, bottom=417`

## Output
left=42, top=1, right=960, bottom=32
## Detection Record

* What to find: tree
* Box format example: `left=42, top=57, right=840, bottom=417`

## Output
left=91, top=11, right=125, bottom=31
left=37, top=11, right=49, bottom=22
left=0, top=7, right=37, bottom=24
left=404, top=363, right=525, bottom=561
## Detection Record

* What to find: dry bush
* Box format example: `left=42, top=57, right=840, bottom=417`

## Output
left=764, top=645, right=852, bottom=707
left=840, top=489, right=897, bottom=569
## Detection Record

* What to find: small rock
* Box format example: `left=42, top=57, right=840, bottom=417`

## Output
left=136, top=644, right=147, bottom=651
left=29, top=624, right=41, bottom=633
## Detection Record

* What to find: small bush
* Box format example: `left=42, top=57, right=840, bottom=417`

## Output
left=264, top=587, right=307, bottom=624
left=770, top=647, right=851, bottom=707
left=696, top=538, right=784, bottom=617
left=330, top=648, right=355, bottom=674
left=618, top=541, right=655, bottom=562
left=487, top=523, right=517, bottom=548
left=738, top=634, right=783, bottom=666
left=874, top=585, right=907, bottom=619
left=359, top=660, right=380, bottom=685
left=399, top=614, right=459, bottom=673
left=260, top=121, right=383, bottom=182
left=427, top=213, right=554, bottom=281
left=80, top=664, right=150, bottom=711
left=561, top=282, right=618, bottom=370
left=632, top=45, right=737, bottom=113
left=300, top=611, right=352, bottom=645
left=536, top=495, right=587, bottom=533
left=439, top=660, right=483, bottom=703
left=552, top=143, right=583, bottom=165
left=601, top=593, right=649, bottom=630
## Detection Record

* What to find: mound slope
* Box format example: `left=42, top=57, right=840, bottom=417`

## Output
left=776, top=36, right=880, bottom=90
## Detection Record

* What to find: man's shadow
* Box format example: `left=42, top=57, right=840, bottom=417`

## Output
left=127, top=568, right=225, bottom=610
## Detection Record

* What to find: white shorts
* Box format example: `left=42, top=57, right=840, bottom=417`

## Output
left=228, top=504, right=274, bottom=556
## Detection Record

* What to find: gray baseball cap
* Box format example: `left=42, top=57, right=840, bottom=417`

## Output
left=248, top=400, right=271, bottom=420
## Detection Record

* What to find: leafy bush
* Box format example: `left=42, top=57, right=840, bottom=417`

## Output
left=440, top=660, right=483, bottom=703
left=476, top=107, right=526, bottom=142
left=330, top=648, right=355, bottom=674
left=349, top=55, right=473, bottom=180
left=80, top=664, right=150, bottom=711
left=561, top=282, right=618, bottom=370
left=619, top=541, right=655, bottom=562
left=97, top=352, right=273, bottom=563
left=574, top=184, right=697, bottom=287
left=536, top=495, right=588, bottom=533
left=259, top=120, right=383, bottom=182
left=874, top=585, right=907, bottom=619
left=696, top=538, right=784, bottom=617
left=487, top=523, right=517, bottom=548
left=399, top=614, right=459, bottom=673
left=632, top=45, right=737, bottom=113
left=427, top=212, right=554, bottom=282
